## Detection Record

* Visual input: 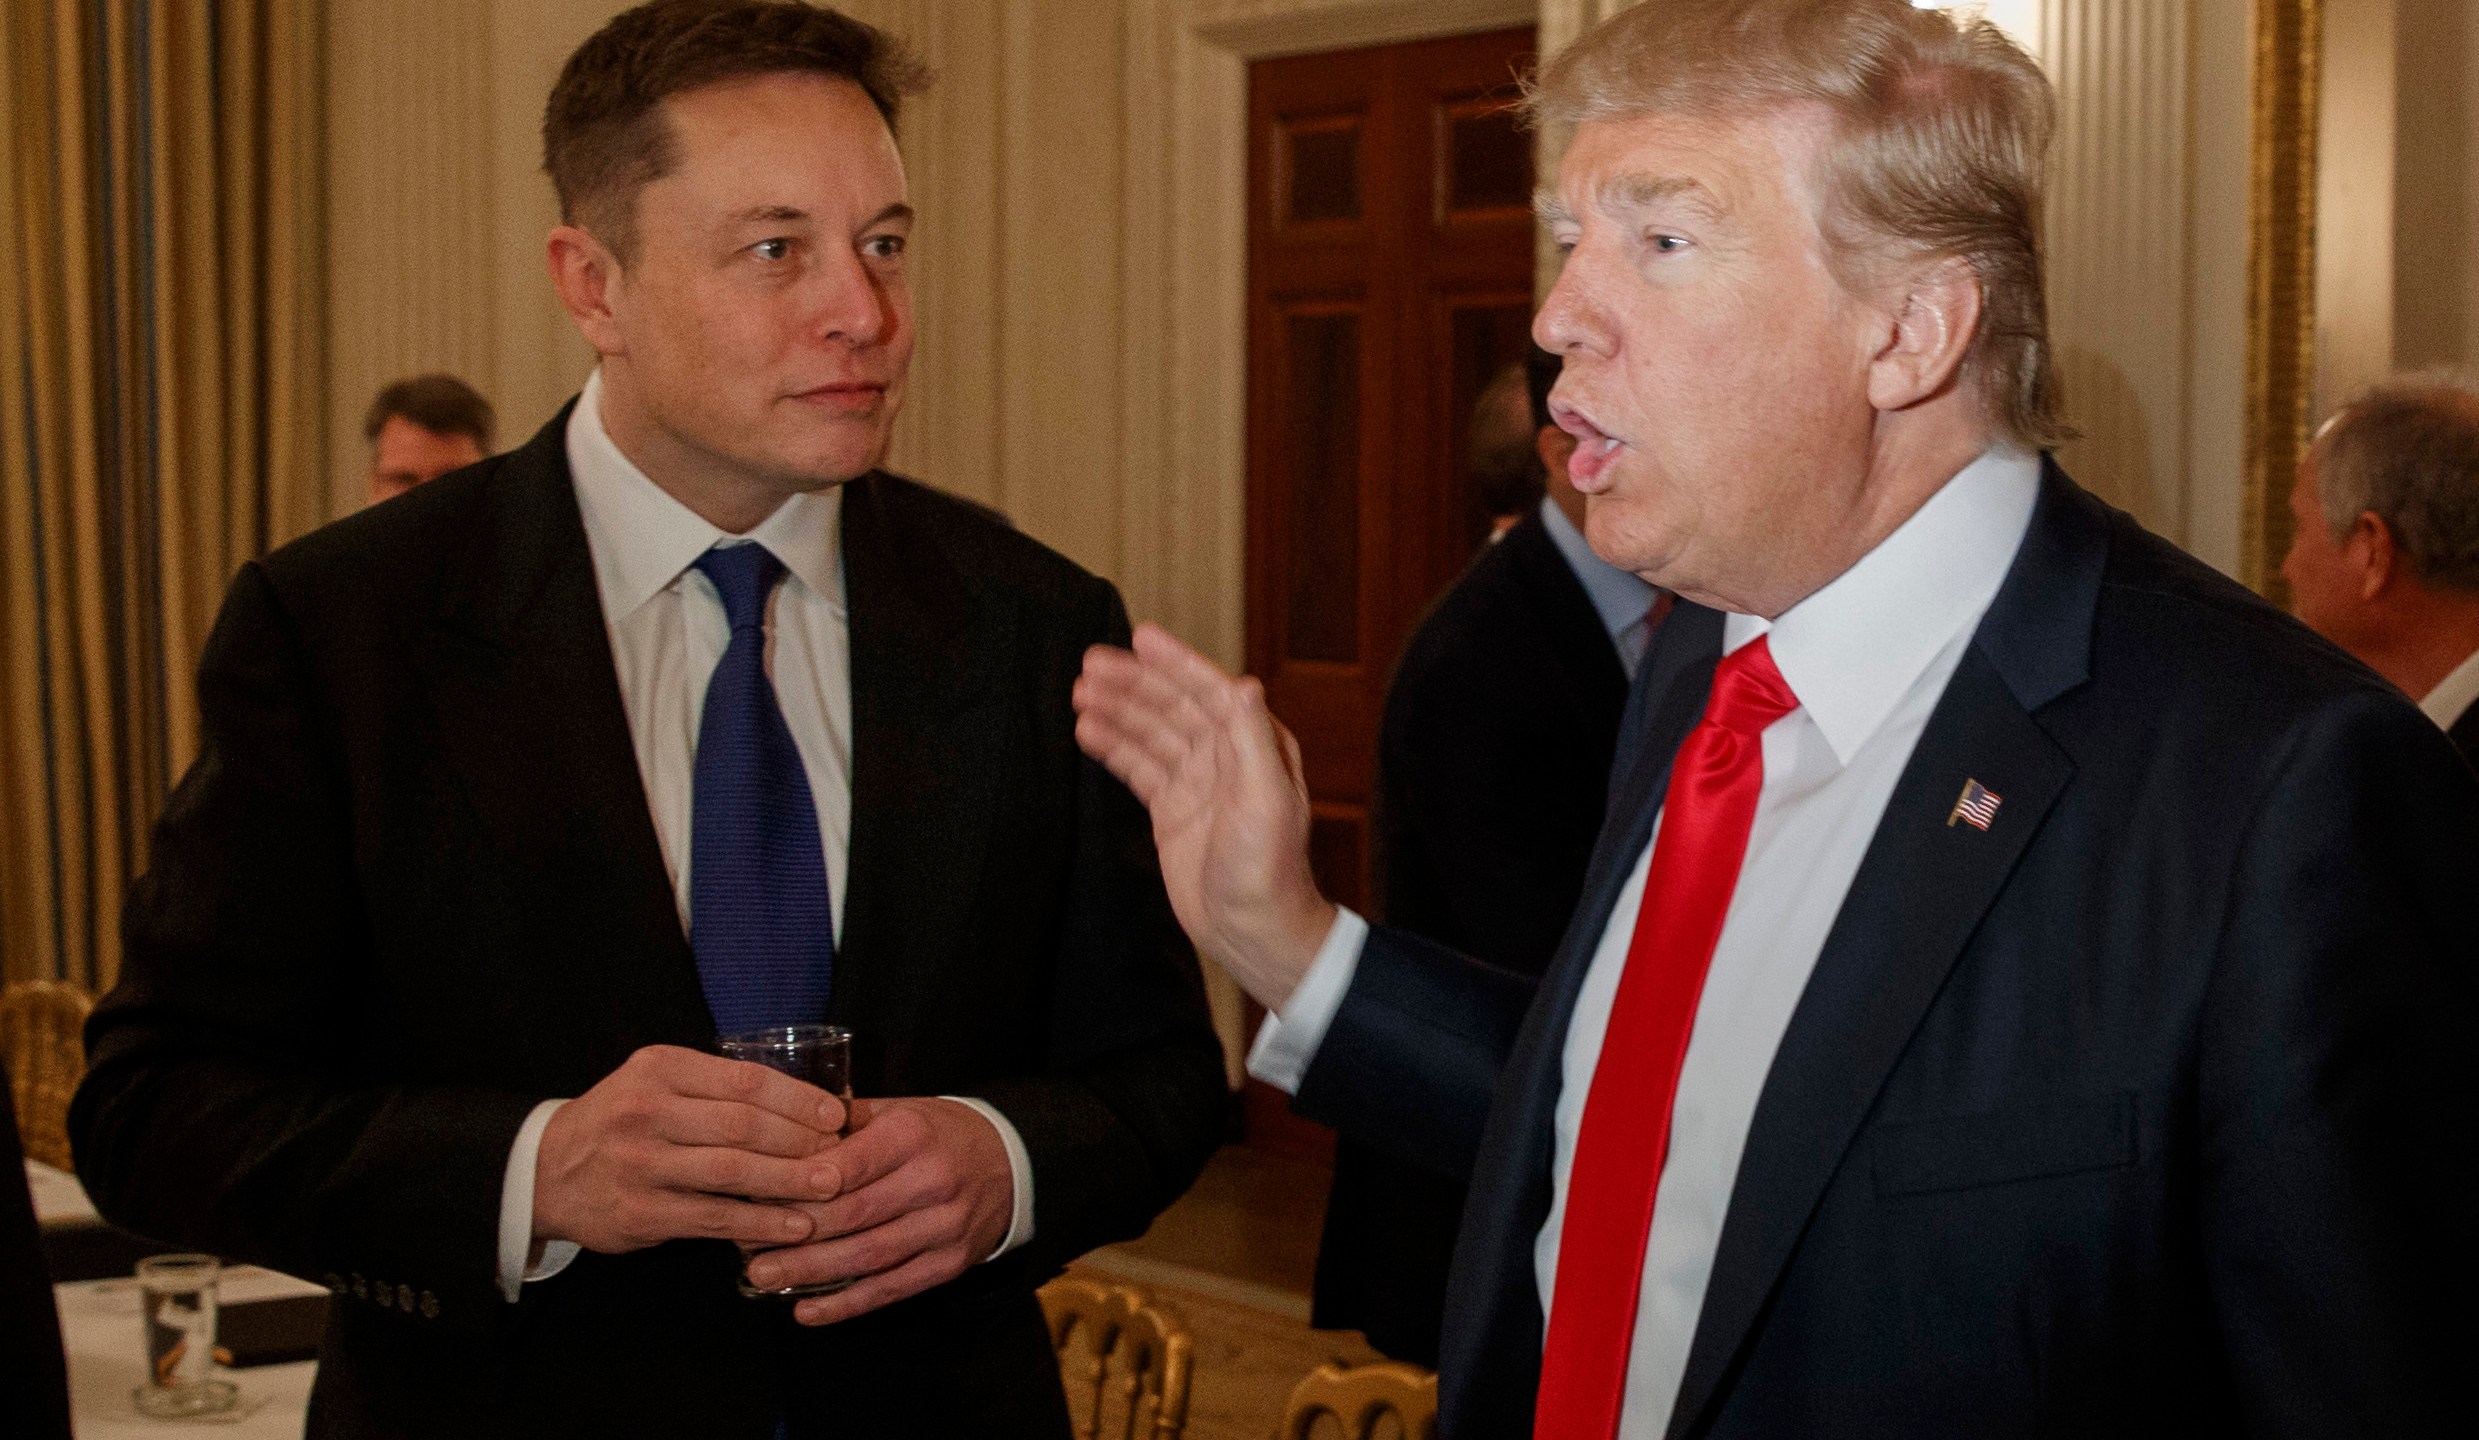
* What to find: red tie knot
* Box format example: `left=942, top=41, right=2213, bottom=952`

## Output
left=1705, top=635, right=1799, bottom=736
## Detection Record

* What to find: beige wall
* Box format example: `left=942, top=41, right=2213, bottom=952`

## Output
left=2394, top=0, right=2479, bottom=374
left=325, top=0, right=617, bottom=518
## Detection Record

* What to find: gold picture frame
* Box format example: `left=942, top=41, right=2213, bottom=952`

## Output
left=2244, top=0, right=2321, bottom=601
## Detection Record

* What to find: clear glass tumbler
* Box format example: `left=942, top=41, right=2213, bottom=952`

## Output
left=717, top=1023, right=854, bottom=1300
left=133, top=1253, right=240, bottom=1418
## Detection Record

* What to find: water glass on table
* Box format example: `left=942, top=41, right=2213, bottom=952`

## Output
left=133, top=1253, right=240, bottom=1418
left=717, top=1023, right=854, bottom=1299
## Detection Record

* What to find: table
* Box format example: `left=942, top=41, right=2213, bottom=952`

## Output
left=32, top=1162, right=319, bottom=1438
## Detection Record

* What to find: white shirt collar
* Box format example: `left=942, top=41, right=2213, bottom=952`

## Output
left=2419, top=643, right=2479, bottom=731
left=1722, top=446, right=2043, bottom=764
left=566, top=368, right=844, bottom=623
left=1539, top=494, right=1661, bottom=647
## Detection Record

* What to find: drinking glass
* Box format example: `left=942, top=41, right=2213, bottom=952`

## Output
left=717, top=1024, right=854, bottom=1299
left=132, top=1253, right=240, bottom=1418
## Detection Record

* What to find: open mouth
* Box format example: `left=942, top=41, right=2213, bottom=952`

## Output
left=1549, top=398, right=1626, bottom=486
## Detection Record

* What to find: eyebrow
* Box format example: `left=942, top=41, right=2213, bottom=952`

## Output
left=1533, top=174, right=1725, bottom=231
left=1598, top=172, right=1723, bottom=220
left=721, top=202, right=915, bottom=230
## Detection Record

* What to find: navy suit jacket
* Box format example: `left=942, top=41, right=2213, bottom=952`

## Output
left=1318, top=510, right=1634, bottom=1362
left=1294, top=465, right=2479, bottom=1437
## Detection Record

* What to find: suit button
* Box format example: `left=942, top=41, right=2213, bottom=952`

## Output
left=419, top=1291, right=439, bottom=1320
left=350, top=1274, right=367, bottom=1301
left=397, top=1284, right=414, bottom=1312
left=323, top=1273, right=345, bottom=1295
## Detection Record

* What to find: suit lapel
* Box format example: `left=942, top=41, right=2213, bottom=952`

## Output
left=1663, top=466, right=2111, bottom=1439
left=832, top=475, right=1007, bottom=1070
left=415, top=408, right=713, bottom=1058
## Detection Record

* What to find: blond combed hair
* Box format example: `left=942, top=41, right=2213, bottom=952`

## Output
left=1529, top=0, right=2067, bottom=449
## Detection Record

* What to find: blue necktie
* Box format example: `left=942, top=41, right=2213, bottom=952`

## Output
left=687, top=543, right=834, bottom=1037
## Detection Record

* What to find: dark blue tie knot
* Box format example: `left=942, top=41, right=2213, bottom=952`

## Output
left=693, top=543, right=786, bottom=634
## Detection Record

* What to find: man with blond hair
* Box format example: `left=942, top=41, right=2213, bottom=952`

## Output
left=1077, top=1, right=2477, bottom=1435
left=2284, top=372, right=2479, bottom=767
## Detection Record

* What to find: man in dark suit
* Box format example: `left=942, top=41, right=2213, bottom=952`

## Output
left=2282, top=371, right=2479, bottom=767
left=2, top=1088, right=72, bottom=1440
left=1316, top=349, right=1660, bottom=1363
left=69, top=6, right=1224, bottom=1437
left=1076, top=2, right=2478, bottom=1435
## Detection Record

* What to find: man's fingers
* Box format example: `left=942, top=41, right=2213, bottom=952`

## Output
left=1074, top=711, right=1175, bottom=803
left=747, top=1202, right=949, bottom=1295
left=808, top=1101, right=928, bottom=1200
left=636, top=1046, right=845, bottom=1132
left=630, top=1191, right=814, bottom=1250
left=653, top=1097, right=839, bottom=1159
left=654, top=1144, right=841, bottom=1203
left=790, top=1247, right=966, bottom=1328
left=790, top=1148, right=946, bottom=1240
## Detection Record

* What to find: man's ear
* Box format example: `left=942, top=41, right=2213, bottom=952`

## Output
left=546, top=224, right=626, bottom=357
left=2350, top=512, right=2399, bottom=601
left=1866, top=256, right=1983, bottom=414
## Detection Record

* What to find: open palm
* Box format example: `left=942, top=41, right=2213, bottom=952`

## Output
left=1072, top=624, right=1336, bottom=1009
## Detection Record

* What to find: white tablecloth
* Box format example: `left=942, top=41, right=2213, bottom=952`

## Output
left=56, top=1268, right=319, bottom=1439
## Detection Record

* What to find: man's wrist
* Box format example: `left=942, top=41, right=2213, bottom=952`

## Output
left=1219, top=897, right=1340, bottom=1014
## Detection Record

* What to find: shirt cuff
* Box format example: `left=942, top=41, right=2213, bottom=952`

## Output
left=497, top=1098, right=581, bottom=1302
left=940, top=1096, right=1036, bottom=1261
left=1244, top=907, right=1369, bottom=1095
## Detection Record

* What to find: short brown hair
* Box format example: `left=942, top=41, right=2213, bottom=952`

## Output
left=1529, top=0, right=2066, bottom=450
left=2313, top=372, right=2479, bottom=592
left=542, top=1, right=929, bottom=260
left=363, top=373, right=494, bottom=450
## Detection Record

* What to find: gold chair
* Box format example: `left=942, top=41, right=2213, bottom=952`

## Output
left=1279, top=1360, right=1438, bottom=1440
left=1038, top=1274, right=1194, bottom=1440
left=0, top=979, right=93, bottom=1171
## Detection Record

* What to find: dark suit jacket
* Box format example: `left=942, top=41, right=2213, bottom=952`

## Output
left=1316, top=512, right=1632, bottom=1363
left=2, top=1087, right=71, bottom=1440
left=69, top=409, right=1227, bottom=1440
left=1294, top=464, right=2479, bottom=1437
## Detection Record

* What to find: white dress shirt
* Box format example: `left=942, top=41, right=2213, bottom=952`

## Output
left=2418, top=643, right=2479, bottom=733
left=493, top=371, right=1034, bottom=1300
left=1538, top=495, right=1663, bottom=680
left=1252, top=446, right=2042, bottom=1434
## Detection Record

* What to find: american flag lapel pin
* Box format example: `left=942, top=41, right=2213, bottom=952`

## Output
left=1948, top=778, right=2002, bottom=831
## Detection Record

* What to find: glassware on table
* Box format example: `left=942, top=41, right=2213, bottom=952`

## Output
left=717, top=1024, right=855, bottom=1300
left=133, top=1253, right=241, bottom=1418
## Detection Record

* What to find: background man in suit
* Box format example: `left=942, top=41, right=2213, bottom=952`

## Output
left=363, top=373, right=493, bottom=503
left=1316, top=347, right=1661, bottom=1364
left=1078, top=1, right=2478, bottom=1435
left=2283, top=371, right=2479, bottom=766
left=71, top=5, right=1225, bottom=1437
left=1469, top=360, right=1549, bottom=540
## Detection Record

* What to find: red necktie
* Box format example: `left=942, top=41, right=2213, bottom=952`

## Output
left=1535, top=636, right=1799, bottom=1438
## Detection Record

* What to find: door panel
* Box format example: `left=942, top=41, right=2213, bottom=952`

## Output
left=1244, top=27, right=1538, bottom=1162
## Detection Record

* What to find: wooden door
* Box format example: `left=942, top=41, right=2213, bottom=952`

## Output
left=1243, top=27, right=1539, bottom=1158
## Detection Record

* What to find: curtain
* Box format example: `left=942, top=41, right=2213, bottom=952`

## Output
left=0, top=0, right=326, bottom=991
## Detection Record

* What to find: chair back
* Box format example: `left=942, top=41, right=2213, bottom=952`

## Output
left=1038, top=1275, right=1193, bottom=1440
left=1280, top=1360, right=1439, bottom=1440
left=0, top=979, right=92, bottom=1170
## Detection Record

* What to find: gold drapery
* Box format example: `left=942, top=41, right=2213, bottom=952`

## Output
left=0, top=1, right=326, bottom=990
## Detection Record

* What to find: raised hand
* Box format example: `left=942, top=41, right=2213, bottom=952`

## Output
left=1072, top=623, right=1336, bottom=1010
left=532, top=1044, right=845, bottom=1255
